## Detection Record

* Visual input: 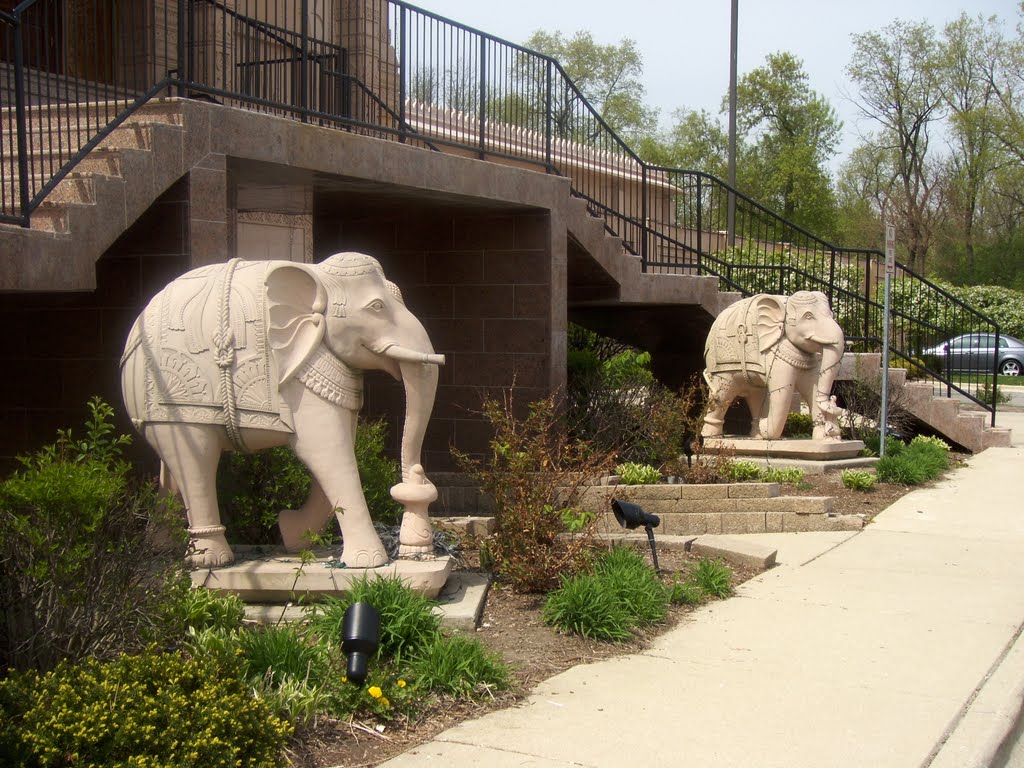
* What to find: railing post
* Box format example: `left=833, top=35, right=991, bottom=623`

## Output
left=176, top=0, right=187, bottom=95
left=863, top=256, right=871, bottom=343
left=828, top=247, right=836, bottom=304
left=300, top=0, right=309, bottom=121
left=992, top=329, right=1000, bottom=426
left=545, top=59, right=552, bottom=170
left=641, top=164, right=648, bottom=271
left=11, top=10, right=30, bottom=227
left=478, top=36, right=486, bottom=159
left=399, top=4, right=407, bottom=142
left=695, top=174, right=703, bottom=271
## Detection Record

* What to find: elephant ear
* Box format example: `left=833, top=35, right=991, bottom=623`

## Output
left=265, top=263, right=328, bottom=384
left=754, top=294, right=787, bottom=354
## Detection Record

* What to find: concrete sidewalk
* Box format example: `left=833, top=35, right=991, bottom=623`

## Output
left=380, top=417, right=1024, bottom=768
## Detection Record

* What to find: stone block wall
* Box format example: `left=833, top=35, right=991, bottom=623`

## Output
left=316, top=200, right=557, bottom=471
left=0, top=177, right=193, bottom=469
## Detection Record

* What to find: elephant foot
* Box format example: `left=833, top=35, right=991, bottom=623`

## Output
left=187, top=526, right=234, bottom=567
left=342, top=545, right=389, bottom=568
left=278, top=508, right=323, bottom=553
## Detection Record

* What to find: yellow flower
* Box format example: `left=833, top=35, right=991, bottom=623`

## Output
left=341, top=677, right=347, bottom=684
left=397, top=680, right=407, bottom=688
left=368, top=686, right=383, bottom=699
left=380, top=697, right=391, bottom=708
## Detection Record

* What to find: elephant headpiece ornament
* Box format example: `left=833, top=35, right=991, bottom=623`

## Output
left=701, top=290, right=845, bottom=441
left=121, top=252, right=444, bottom=569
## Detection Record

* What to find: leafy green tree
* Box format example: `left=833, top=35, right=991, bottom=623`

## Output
left=524, top=30, right=658, bottom=143
left=847, top=20, right=946, bottom=274
left=733, top=52, right=842, bottom=236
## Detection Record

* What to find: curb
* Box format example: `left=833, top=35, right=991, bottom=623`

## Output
left=928, top=620, right=1024, bottom=767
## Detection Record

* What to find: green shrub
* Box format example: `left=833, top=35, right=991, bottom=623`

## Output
left=353, top=418, right=403, bottom=525
left=304, top=575, right=441, bottom=663
left=876, top=435, right=950, bottom=486
left=410, top=635, right=510, bottom=698
left=217, top=419, right=402, bottom=544
left=691, top=559, right=733, bottom=599
left=668, top=580, right=704, bottom=605
left=541, top=572, right=633, bottom=641
left=217, top=446, right=312, bottom=544
left=615, top=462, right=662, bottom=485
left=0, top=398, right=186, bottom=672
left=237, top=624, right=332, bottom=689
left=783, top=411, right=814, bottom=437
left=453, top=393, right=612, bottom=592
left=542, top=546, right=669, bottom=640
left=593, top=546, right=669, bottom=626
left=0, top=649, right=291, bottom=767
left=163, top=583, right=246, bottom=634
left=727, top=460, right=763, bottom=482
left=841, top=470, right=876, bottom=492
left=759, top=466, right=806, bottom=485
left=724, top=461, right=804, bottom=485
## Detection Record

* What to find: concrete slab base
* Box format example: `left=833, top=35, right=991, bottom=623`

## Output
left=705, top=437, right=866, bottom=460
left=688, top=534, right=778, bottom=570
left=191, top=549, right=455, bottom=601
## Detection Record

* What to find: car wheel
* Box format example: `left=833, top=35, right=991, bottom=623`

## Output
left=999, top=359, right=1022, bottom=376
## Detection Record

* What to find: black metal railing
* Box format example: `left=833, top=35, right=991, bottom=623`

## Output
left=0, top=0, right=1001, bottom=423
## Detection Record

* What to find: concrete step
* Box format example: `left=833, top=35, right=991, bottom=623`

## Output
left=2, top=173, right=98, bottom=205
left=1, top=117, right=180, bottom=156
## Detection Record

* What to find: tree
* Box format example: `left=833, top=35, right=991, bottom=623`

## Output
left=847, top=20, right=945, bottom=274
left=733, top=52, right=842, bottom=235
left=524, top=30, right=658, bottom=143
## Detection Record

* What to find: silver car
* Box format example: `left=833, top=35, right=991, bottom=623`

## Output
left=924, top=333, right=1024, bottom=376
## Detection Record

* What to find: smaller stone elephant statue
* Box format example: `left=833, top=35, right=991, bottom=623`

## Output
left=120, top=252, right=444, bottom=568
left=701, top=290, right=846, bottom=441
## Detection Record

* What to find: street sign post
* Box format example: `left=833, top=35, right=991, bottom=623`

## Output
left=880, top=224, right=895, bottom=458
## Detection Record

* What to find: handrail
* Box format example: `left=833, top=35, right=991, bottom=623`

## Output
left=0, top=0, right=1001, bottom=425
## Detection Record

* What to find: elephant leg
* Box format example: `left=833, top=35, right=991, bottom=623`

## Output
left=286, top=389, right=388, bottom=568
left=702, top=376, right=740, bottom=438
left=759, top=383, right=795, bottom=439
left=745, top=390, right=767, bottom=437
left=278, top=477, right=333, bottom=552
left=145, top=423, right=234, bottom=567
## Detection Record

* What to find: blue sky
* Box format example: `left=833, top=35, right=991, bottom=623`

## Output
left=409, top=0, right=1022, bottom=167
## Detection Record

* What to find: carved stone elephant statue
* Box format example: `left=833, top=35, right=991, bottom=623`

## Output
left=120, top=252, right=444, bottom=568
left=701, top=290, right=845, bottom=441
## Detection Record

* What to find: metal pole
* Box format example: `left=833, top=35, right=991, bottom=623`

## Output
left=12, top=10, right=30, bottom=226
left=880, top=223, right=896, bottom=458
left=727, top=0, right=738, bottom=247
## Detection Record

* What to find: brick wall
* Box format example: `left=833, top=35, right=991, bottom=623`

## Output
left=316, top=201, right=556, bottom=470
left=0, top=177, right=191, bottom=469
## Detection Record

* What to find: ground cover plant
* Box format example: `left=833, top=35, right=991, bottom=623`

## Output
left=875, top=435, right=951, bottom=486
left=542, top=546, right=734, bottom=641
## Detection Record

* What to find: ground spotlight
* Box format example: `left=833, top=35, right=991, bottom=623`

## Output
left=611, top=499, right=661, bottom=572
left=342, top=601, right=380, bottom=685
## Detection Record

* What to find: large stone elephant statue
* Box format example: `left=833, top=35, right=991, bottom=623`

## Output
left=701, top=290, right=845, bottom=441
left=120, top=252, right=444, bottom=568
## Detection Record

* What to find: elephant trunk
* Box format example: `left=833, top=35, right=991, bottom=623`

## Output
left=812, top=328, right=846, bottom=440
left=397, top=359, right=440, bottom=481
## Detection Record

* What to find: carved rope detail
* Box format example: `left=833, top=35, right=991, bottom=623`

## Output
left=214, top=259, right=247, bottom=452
left=297, top=347, right=364, bottom=411
left=188, top=525, right=227, bottom=537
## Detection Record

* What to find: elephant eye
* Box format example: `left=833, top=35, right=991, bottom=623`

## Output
left=368, top=299, right=386, bottom=312
left=803, top=312, right=814, bottom=320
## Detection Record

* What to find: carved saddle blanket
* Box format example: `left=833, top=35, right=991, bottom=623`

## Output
left=710, top=299, right=768, bottom=378
left=128, top=260, right=293, bottom=434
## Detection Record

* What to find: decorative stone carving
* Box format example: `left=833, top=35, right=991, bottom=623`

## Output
left=121, top=252, right=444, bottom=568
left=701, top=291, right=846, bottom=441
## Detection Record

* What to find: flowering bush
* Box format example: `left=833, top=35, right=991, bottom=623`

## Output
left=0, top=649, right=291, bottom=767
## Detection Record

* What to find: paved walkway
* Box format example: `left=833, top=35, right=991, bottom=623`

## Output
left=379, top=411, right=1024, bottom=768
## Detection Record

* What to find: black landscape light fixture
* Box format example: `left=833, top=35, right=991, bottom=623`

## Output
left=342, top=601, right=380, bottom=685
left=611, top=499, right=661, bottom=573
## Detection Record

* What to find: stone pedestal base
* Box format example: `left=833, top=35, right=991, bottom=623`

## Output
left=190, top=549, right=454, bottom=601
left=704, top=437, right=866, bottom=461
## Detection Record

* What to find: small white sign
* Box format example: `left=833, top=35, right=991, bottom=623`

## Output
left=885, top=223, right=896, bottom=275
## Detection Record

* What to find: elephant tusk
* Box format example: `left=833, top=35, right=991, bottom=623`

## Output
left=381, top=344, right=445, bottom=366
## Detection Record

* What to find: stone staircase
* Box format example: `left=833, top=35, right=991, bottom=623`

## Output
left=0, top=100, right=189, bottom=290
left=839, top=353, right=1012, bottom=453
left=563, top=194, right=740, bottom=318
